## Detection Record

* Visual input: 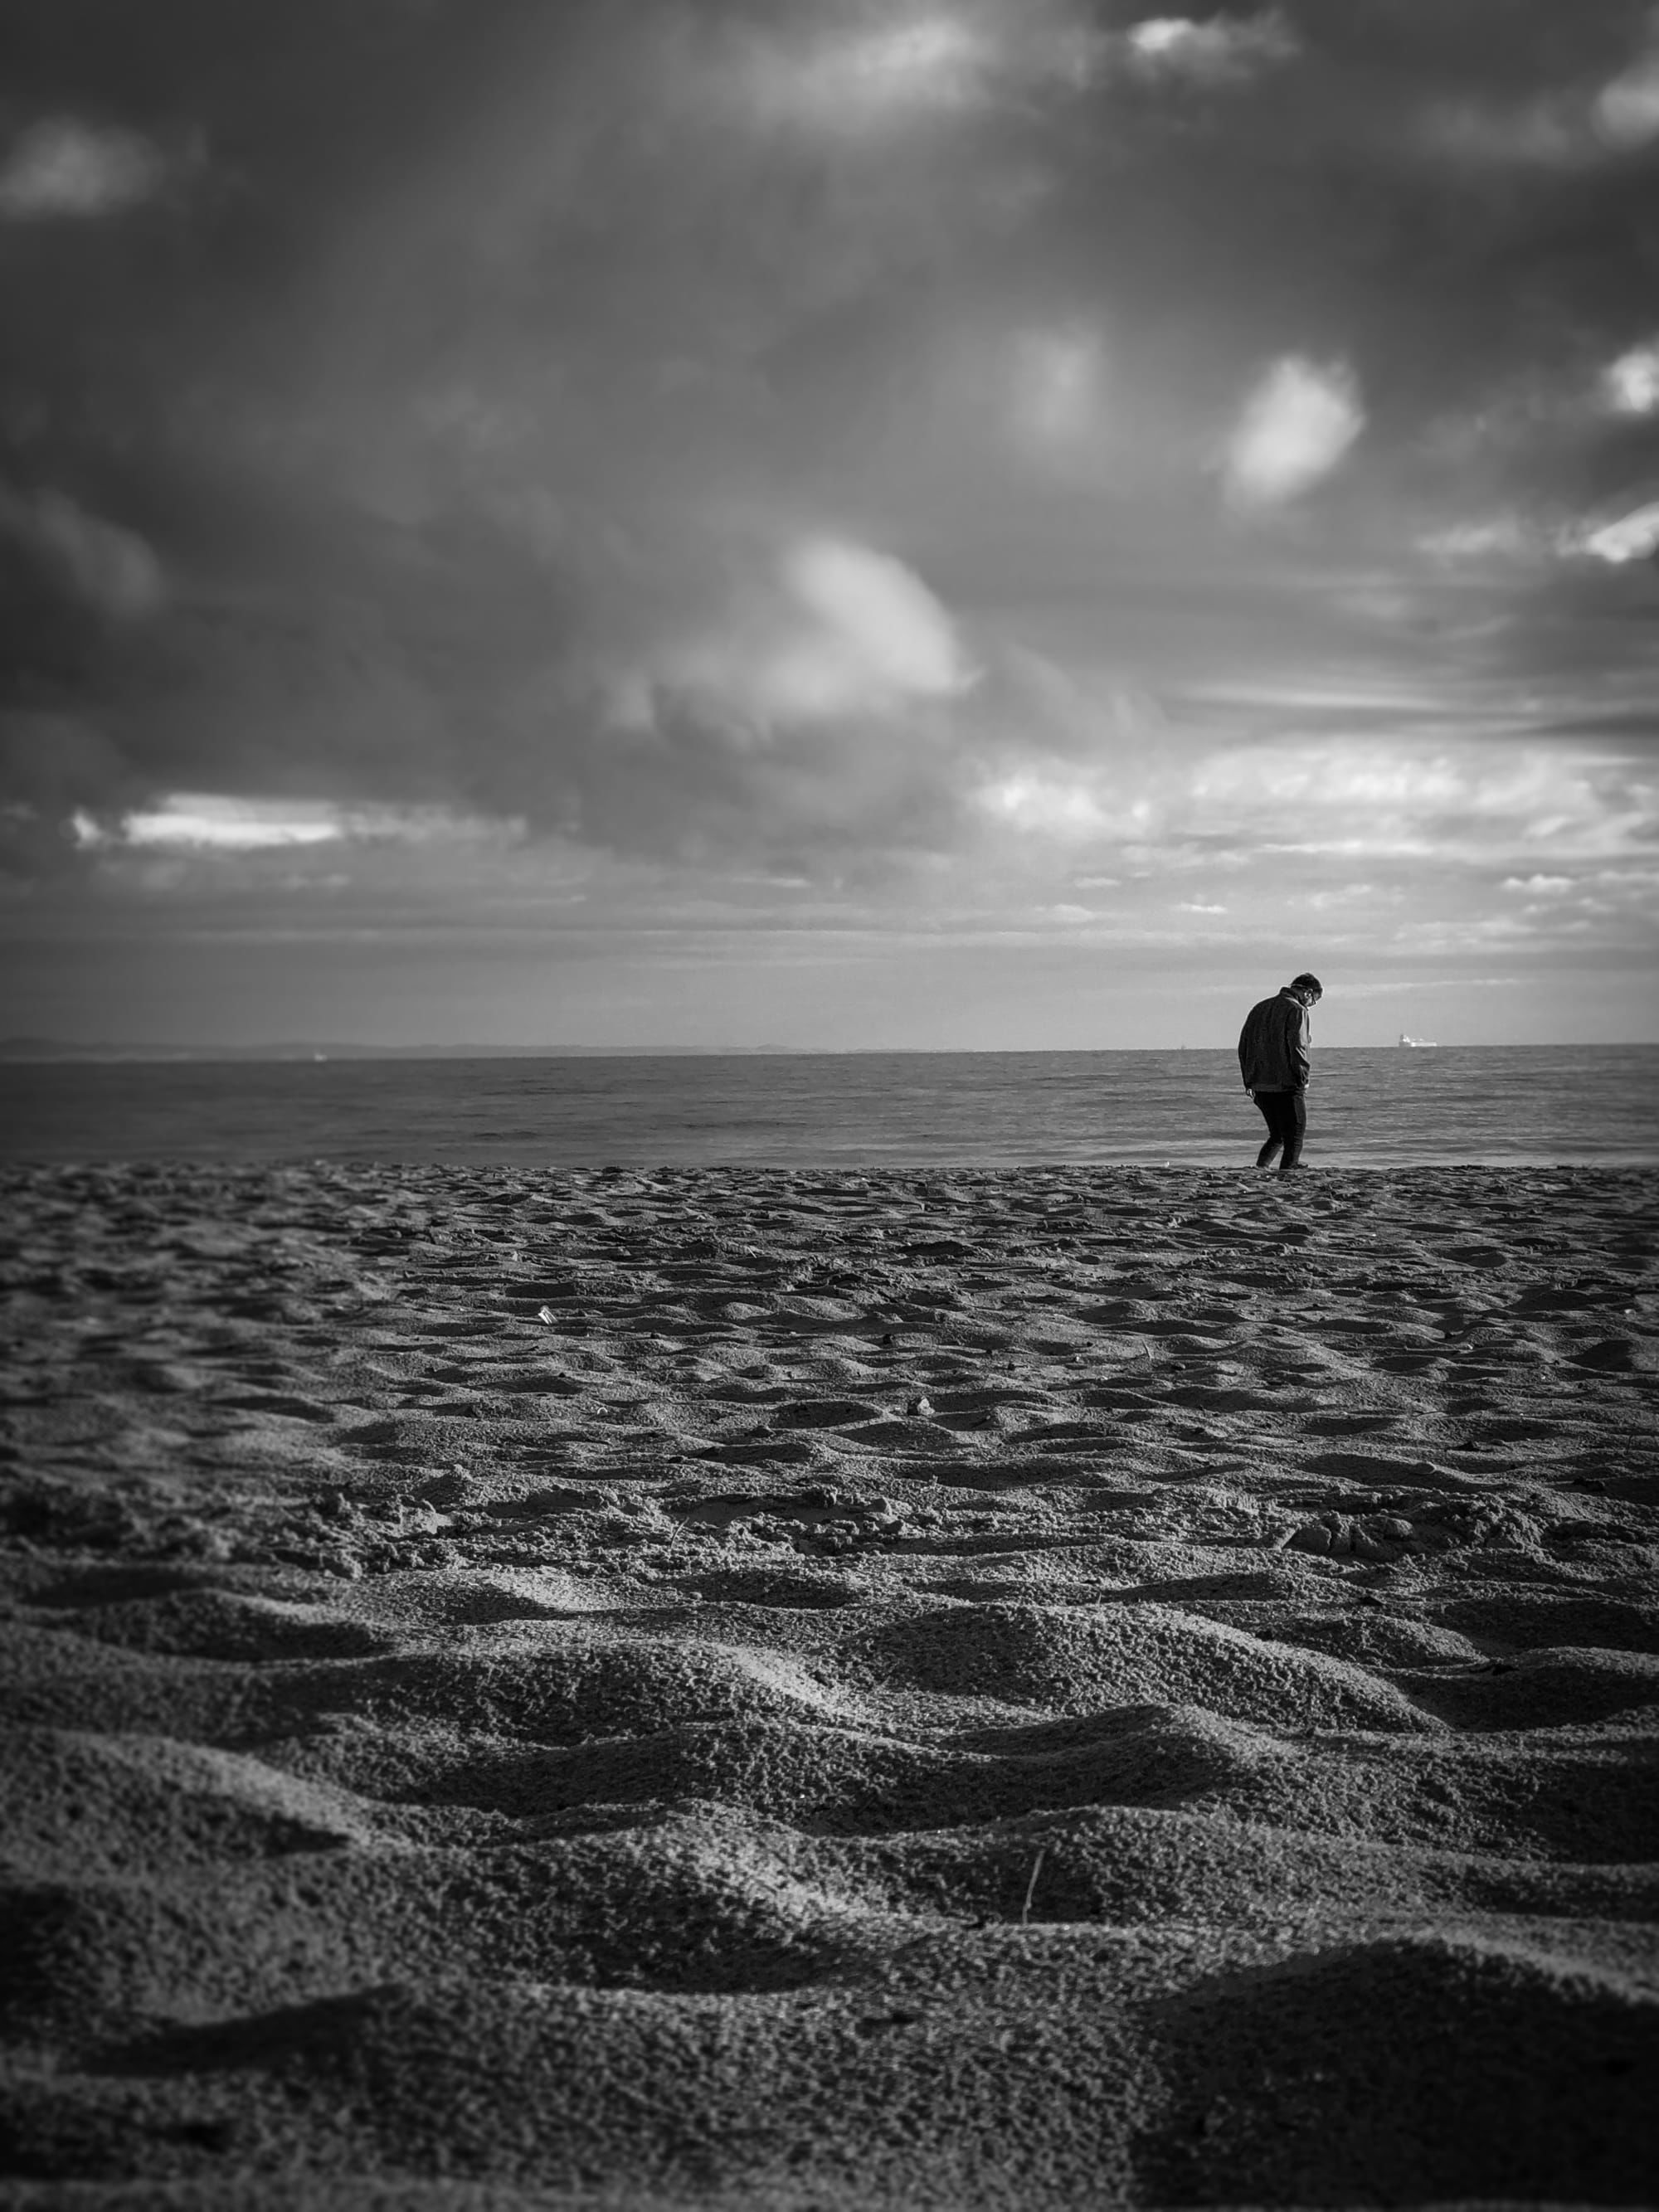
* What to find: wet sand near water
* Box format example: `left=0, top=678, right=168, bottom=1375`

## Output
left=2, top=1160, right=1657, bottom=2210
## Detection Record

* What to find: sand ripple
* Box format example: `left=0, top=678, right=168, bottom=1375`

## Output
left=2, top=1160, right=1656, bottom=2207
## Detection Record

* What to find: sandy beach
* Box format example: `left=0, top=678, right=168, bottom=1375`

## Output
left=2, top=1159, right=1656, bottom=2210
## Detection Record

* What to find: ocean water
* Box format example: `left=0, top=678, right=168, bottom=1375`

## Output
left=2, top=1046, right=1656, bottom=1169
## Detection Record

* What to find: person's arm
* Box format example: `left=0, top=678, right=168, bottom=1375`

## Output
left=1292, top=1001, right=1311, bottom=1088
left=1239, top=1011, right=1262, bottom=1091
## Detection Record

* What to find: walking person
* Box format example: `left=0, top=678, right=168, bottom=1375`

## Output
left=1238, top=973, right=1322, bottom=1175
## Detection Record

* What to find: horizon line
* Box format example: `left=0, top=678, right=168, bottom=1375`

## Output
left=4, top=1038, right=1657, bottom=1062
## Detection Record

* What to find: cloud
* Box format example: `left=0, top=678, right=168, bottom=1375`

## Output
left=1125, top=12, right=1297, bottom=84
left=1007, top=325, right=1110, bottom=457
left=0, top=484, right=165, bottom=617
left=1422, top=13, right=1659, bottom=170
left=739, top=12, right=1001, bottom=132
left=1187, top=741, right=1659, bottom=868
left=0, top=117, right=171, bottom=221
left=1603, top=343, right=1659, bottom=416
left=648, top=534, right=975, bottom=732
left=974, top=769, right=1119, bottom=840
left=786, top=537, right=971, bottom=700
left=1573, top=501, right=1659, bottom=565
left=75, top=795, right=517, bottom=853
left=1417, top=516, right=1548, bottom=566
left=730, top=5, right=1297, bottom=139
left=1594, top=17, right=1659, bottom=148
left=1418, top=99, right=1588, bottom=170
left=1223, top=357, right=1364, bottom=508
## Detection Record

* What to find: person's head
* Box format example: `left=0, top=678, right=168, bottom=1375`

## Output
left=1288, top=972, right=1323, bottom=1007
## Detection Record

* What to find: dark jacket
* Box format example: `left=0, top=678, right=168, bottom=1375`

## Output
left=1238, top=989, right=1311, bottom=1092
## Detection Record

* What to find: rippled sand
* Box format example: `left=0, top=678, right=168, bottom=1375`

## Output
left=2, top=1161, right=1657, bottom=2210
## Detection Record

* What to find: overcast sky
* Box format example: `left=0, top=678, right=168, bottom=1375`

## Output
left=2, top=0, right=1657, bottom=1048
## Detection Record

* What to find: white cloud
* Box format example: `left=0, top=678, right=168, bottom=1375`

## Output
left=1188, top=742, right=1657, bottom=867
left=80, top=797, right=519, bottom=853
left=1223, top=357, right=1364, bottom=508
left=1603, top=343, right=1659, bottom=415
left=786, top=538, right=967, bottom=698
left=732, top=7, right=1302, bottom=139
left=122, top=800, right=344, bottom=852
left=736, top=5, right=1207, bottom=134
left=0, top=118, right=170, bottom=221
left=846, top=16, right=989, bottom=99
left=1126, top=12, right=1297, bottom=84
left=0, top=484, right=165, bottom=617
left=655, top=534, right=974, bottom=730
left=1417, top=515, right=1545, bottom=565
left=743, top=13, right=996, bottom=131
left=723, top=4, right=1306, bottom=142
left=1177, top=901, right=1227, bottom=912
left=1301, top=885, right=1376, bottom=909
left=1572, top=501, right=1659, bottom=565
left=975, top=770, right=1113, bottom=839
left=1594, top=22, right=1659, bottom=148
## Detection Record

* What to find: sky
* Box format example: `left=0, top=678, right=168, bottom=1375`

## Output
left=2, top=0, right=1657, bottom=1050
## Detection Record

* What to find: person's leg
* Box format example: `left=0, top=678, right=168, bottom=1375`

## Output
left=1253, top=1091, right=1282, bottom=1168
left=1277, top=1088, right=1307, bottom=1174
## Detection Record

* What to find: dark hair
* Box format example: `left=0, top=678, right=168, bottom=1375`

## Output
left=1290, top=972, right=1323, bottom=996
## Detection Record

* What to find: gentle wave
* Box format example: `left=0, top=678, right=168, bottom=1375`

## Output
left=3, top=1045, right=1656, bottom=1167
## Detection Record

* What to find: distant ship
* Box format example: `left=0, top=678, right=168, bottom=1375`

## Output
left=1398, top=1033, right=1437, bottom=1048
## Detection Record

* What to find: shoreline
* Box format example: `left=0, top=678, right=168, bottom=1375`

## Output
left=2, top=1159, right=1656, bottom=2206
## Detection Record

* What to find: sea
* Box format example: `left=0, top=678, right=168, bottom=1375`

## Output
left=2, top=1047, right=1656, bottom=1170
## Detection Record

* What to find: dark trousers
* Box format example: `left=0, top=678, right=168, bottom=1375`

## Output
left=1253, top=1088, right=1306, bottom=1170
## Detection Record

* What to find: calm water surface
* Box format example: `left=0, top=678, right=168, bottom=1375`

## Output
left=3, top=1048, right=1656, bottom=1168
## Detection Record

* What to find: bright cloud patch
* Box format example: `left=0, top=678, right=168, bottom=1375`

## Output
left=745, top=12, right=995, bottom=130
left=75, top=797, right=514, bottom=852
left=1126, top=12, right=1297, bottom=84
left=844, top=16, right=987, bottom=100
left=657, top=536, right=973, bottom=730
left=1603, top=343, right=1659, bottom=415
left=0, top=118, right=169, bottom=220
left=1188, top=742, right=1656, bottom=865
left=786, top=539, right=966, bottom=697
left=1224, top=357, right=1364, bottom=508
left=1574, top=501, right=1659, bottom=565
left=975, top=771, right=1115, bottom=839
left=1418, top=516, right=1543, bottom=565
left=1594, top=27, right=1659, bottom=148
